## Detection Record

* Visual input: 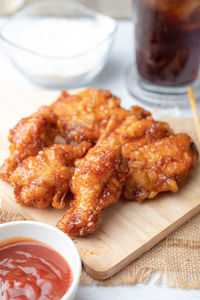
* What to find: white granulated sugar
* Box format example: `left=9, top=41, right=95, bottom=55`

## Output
left=3, top=17, right=112, bottom=57
left=2, top=17, right=114, bottom=85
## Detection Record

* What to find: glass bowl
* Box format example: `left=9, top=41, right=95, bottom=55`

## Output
left=0, top=0, right=117, bottom=88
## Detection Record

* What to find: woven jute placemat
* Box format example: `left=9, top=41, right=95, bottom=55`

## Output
left=1, top=199, right=200, bottom=289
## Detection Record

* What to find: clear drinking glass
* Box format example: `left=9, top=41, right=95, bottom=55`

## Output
left=127, top=0, right=200, bottom=106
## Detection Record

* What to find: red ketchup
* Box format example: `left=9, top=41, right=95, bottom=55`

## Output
left=0, top=238, right=72, bottom=300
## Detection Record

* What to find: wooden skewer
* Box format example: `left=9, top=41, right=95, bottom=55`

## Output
left=188, top=86, right=200, bottom=146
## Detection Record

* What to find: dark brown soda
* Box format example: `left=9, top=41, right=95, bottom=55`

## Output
left=135, top=0, right=200, bottom=86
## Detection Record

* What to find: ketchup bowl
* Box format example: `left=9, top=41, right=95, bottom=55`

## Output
left=0, top=221, right=81, bottom=300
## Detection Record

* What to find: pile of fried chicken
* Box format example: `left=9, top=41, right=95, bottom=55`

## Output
left=0, top=89, right=199, bottom=236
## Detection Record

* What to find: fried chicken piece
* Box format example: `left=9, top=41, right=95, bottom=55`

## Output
left=10, top=142, right=91, bottom=209
left=120, top=120, right=174, bottom=156
left=57, top=116, right=174, bottom=236
left=50, top=89, right=130, bottom=144
left=129, top=105, right=152, bottom=120
left=0, top=106, right=58, bottom=182
left=109, top=116, right=173, bottom=146
left=123, top=134, right=199, bottom=201
left=57, top=135, right=127, bottom=236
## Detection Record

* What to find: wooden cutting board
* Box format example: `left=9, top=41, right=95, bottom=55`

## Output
left=0, top=81, right=200, bottom=280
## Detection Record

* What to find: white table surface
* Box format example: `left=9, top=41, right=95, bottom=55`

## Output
left=0, top=19, right=199, bottom=299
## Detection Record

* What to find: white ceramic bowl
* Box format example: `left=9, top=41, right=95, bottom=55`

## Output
left=0, top=221, right=81, bottom=300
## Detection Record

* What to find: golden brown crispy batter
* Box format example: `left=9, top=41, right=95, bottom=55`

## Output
left=106, top=115, right=172, bottom=147
left=50, top=89, right=130, bottom=144
left=0, top=106, right=58, bottom=182
left=120, top=120, right=174, bottom=155
left=10, top=142, right=91, bottom=209
left=129, top=105, right=152, bottom=120
left=57, top=136, right=127, bottom=236
left=0, top=89, right=150, bottom=183
left=56, top=116, right=174, bottom=236
left=124, top=134, right=199, bottom=201
left=1, top=86, right=199, bottom=239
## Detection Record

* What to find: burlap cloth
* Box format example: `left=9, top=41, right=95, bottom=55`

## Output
left=1, top=199, right=200, bottom=289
